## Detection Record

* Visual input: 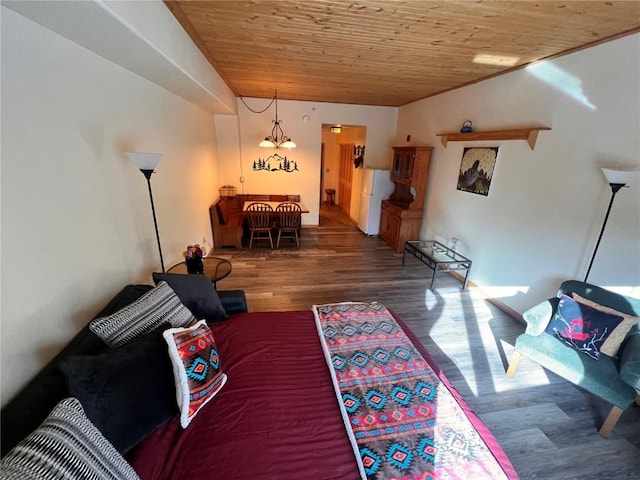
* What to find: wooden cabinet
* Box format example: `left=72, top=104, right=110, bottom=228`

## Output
left=381, top=146, right=433, bottom=252
left=380, top=201, right=425, bottom=251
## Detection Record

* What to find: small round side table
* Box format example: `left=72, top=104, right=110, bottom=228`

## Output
left=167, top=257, right=232, bottom=289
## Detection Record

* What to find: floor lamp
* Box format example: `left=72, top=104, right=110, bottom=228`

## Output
left=124, top=152, right=165, bottom=273
left=583, top=168, right=633, bottom=283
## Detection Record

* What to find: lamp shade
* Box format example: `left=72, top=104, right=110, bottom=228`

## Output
left=124, top=152, right=163, bottom=171
left=601, top=168, right=634, bottom=185
left=259, top=139, right=276, bottom=148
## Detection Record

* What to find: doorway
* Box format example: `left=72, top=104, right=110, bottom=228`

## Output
left=319, top=124, right=367, bottom=227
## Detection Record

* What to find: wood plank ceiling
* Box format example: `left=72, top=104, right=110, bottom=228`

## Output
left=165, top=1, right=640, bottom=106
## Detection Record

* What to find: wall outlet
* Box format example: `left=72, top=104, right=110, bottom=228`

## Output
left=239, top=176, right=245, bottom=183
left=451, top=237, right=459, bottom=250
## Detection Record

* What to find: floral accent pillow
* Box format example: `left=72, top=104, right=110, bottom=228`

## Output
left=545, top=295, right=625, bottom=360
left=163, top=320, right=227, bottom=427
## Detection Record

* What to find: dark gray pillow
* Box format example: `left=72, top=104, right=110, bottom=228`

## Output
left=0, top=398, right=140, bottom=480
left=90, top=281, right=195, bottom=347
left=59, top=328, right=177, bottom=454
left=152, top=272, right=228, bottom=322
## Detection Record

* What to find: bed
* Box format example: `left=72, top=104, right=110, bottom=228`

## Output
left=1, top=280, right=518, bottom=480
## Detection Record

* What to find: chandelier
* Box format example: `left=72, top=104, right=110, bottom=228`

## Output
left=258, top=90, right=296, bottom=149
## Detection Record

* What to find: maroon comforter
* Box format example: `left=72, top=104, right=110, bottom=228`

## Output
left=128, top=311, right=516, bottom=479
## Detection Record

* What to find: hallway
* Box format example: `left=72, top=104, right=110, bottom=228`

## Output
left=318, top=203, right=357, bottom=228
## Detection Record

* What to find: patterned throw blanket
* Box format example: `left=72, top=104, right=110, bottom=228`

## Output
left=313, top=302, right=516, bottom=480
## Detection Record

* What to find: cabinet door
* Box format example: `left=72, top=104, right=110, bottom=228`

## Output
left=391, top=152, right=402, bottom=182
left=379, top=207, right=400, bottom=248
left=385, top=213, right=401, bottom=248
left=399, top=152, right=414, bottom=184
left=379, top=208, right=390, bottom=241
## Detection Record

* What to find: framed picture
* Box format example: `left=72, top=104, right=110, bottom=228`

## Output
left=457, top=147, right=499, bottom=196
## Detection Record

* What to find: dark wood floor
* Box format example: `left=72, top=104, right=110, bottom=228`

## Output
left=215, top=205, right=640, bottom=479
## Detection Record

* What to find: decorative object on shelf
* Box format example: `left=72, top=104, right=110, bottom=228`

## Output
left=330, top=125, right=342, bottom=134
left=456, top=147, right=498, bottom=196
left=253, top=153, right=299, bottom=173
left=583, top=168, right=635, bottom=282
left=460, top=120, right=473, bottom=133
left=436, top=127, right=550, bottom=150
left=353, top=145, right=365, bottom=168
left=241, top=89, right=296, bottom=149
left=184, top=244, right=205, bottom=274
left=124, top=152, right=165, bottom=272
left=219, top=185, right=236, bottom=197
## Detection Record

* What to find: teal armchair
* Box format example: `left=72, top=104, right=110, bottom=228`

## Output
left=507, top=280, right=640, bottom=437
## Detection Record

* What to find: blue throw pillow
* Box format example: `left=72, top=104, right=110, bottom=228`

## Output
left=545, top=294, right=625, bottom=360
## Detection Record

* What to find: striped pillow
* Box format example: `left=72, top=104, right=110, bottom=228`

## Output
left=0, top=398, right=140, bottom=480
left=90, top=281, right=195, bottom=347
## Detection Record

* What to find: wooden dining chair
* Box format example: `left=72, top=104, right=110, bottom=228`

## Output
left=275, top=202, right=302, bottom=248
left=245, top=202, right=274, bottom=248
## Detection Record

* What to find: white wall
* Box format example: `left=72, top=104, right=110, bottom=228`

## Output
left=2, top=0, right=237, bottom=114
left=1, top=7, right=220, bottom=404
left=217, top=99, right=397, bottom=225
left=396, top=34, right=640, bottom=312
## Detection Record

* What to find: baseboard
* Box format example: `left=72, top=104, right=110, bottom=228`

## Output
left=449, top=271, right=525, bottom=325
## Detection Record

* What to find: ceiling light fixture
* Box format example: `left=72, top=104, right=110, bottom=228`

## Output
left=330, top=126, right=342, bottom=134
left=258, top=90, right=296, bottom=149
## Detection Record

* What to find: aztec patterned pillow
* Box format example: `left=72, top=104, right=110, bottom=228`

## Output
left=90, top=281, right=195, bottom=347
left=545, top=294, right=625, bottom=360
left=572, top=292, right=639, bottom=357
left=0, top=397, right=140, bottom=480
left=163, top=320, right=227, bottom=428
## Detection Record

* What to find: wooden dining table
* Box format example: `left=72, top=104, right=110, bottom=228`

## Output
left=242, top=201, right=309, bottom=213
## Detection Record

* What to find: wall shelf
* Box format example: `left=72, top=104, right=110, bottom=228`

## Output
left=436, top=127, right=551, bottom=150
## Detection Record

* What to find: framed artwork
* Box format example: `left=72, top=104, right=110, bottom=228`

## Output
left=457, top=147, right=498, bottom=196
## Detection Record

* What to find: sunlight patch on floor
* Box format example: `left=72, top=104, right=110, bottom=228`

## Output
left=425, top=287, right=554, bottom=396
